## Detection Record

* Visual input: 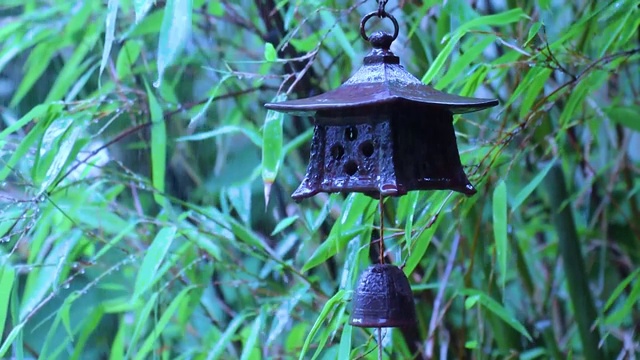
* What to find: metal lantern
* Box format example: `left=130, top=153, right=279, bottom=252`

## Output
left=349, top=264, right=416, bottom=328
left=265, top=14, right=498, bottom=201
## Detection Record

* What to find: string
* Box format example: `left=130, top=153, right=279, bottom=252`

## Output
left=378, top=327, right=383, bottom=360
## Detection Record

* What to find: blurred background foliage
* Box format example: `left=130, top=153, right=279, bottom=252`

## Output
left=0, top=0, right=639, bottom=359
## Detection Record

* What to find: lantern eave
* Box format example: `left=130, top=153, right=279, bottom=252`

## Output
left=264, top=91, right=498, bottom=116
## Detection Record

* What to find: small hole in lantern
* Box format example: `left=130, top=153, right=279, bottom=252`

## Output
left=345, top=126, right=358, bottom=141
left=360, top=140, right=374, bottom=157
left=330, top=144, right=345, bottom=160
left=344, top=160, right=358, bottom=176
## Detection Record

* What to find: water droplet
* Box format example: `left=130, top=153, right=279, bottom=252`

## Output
left=153, top=79, right=161, bottom=88
left=63, top=283, right=70, bottom=289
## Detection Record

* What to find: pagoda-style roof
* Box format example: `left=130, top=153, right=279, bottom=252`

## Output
left=266, top=32, right=498, bottom=116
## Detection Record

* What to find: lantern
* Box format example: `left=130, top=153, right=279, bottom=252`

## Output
left=265, top=13, right=498, bottom=201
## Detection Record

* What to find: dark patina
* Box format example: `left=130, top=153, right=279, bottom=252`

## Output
left=349, top=264, right=416, bottom=328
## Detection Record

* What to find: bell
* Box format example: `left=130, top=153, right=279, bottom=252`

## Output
left=265, top=20, right=498, bottom=201
left=349, top=264, right=416, bottom=328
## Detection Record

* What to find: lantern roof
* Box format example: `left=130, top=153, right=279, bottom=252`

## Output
left=265, top=32, right=498, bottom=116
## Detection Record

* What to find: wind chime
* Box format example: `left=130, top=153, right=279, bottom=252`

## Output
left=266, top=0, right=498, bottom=356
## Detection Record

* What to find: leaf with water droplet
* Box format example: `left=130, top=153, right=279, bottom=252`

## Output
left=156, top=0, right=192, bottom=87
left=262, top=94, right=286, bottom=207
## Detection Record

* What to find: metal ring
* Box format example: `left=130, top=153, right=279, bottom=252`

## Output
left=359, top=11, right=399, bottom=43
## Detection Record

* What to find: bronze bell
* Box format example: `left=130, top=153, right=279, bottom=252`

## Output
left=350, top=264, right=416, bottom=328
left=265, top=21, right=498, bottom=201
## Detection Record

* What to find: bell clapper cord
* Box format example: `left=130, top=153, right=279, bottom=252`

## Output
left=373, top=3, right=388, bottom=359
left=378, top=193, right=384, bottom=360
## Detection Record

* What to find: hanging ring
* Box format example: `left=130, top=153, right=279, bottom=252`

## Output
left=360, top=11, right=399, bottom=43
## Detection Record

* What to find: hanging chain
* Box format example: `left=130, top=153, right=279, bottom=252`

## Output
left=361, top=0, right=398, bottom=42
left=376, top=0, right=388, bottom=17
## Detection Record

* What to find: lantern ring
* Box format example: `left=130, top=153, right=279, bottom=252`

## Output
left=360, top=11, right=399, bottom=43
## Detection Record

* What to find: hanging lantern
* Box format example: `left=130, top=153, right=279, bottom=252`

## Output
left=349, top=264, right=416, bottom=328
left=265, top=12, right=498, bottom=201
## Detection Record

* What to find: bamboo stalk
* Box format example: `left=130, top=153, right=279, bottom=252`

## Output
left=544, top=164, right=605, bottom=360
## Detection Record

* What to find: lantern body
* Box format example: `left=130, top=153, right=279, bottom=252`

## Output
left=349, top=264, right=416, bottom=328
left=293, top=106, right=475, bottom=200
left=266, top=32, right=498, bottom=200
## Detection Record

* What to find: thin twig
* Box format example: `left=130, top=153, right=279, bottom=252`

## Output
left=425, top=233, right=460, bottom=358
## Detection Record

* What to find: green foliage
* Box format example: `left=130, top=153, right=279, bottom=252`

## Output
left=1, top=0, right=639, bottom=359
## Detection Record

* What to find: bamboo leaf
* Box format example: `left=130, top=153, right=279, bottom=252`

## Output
left=20, top=231, right=81, bottom=320
left=124, top=293, right=158, bottom=359
left=271, top=215, right=299, bottom=236
left=492, top=180, right=508, bottom=290
left=134, top=0, right=154, bottom=23
left=155, top=0, right=192, bottom=87
left=176, top=125, right=262, bottom=147
left=132, top=226, right=176, bottom=300
left=604, top=105, right=640, bottom=132
left=404, top=191, right=449, bottom=274
left=302, top=194, right=375, bottom=273
left=262, top=94, right=286, bottom=206
left=338, top=323, right=352, bottom=359
left=511, top=159, right=555, bottom=212
left=604, top=270, right=640, bottom=326
left=461, top=289, right=532, bottom=341
left=302, top=226, right=368, bottom=273
left=264, top=42, right=277, bottom=61
left=46, top=21, right=102, bottom=102
left=519, top=68, right=552, bottom=119
left=423, top=8, right=527, bottom=84
left=299, top=290, right=346, bottom=360
left=0, top=266, right=15, bottom=340
left=10, top=41, right=59, bottom=107
left=134, top=287, right=194, bottom=360
left=100, top=0, right=119, bottom=82
left=604, top=268, right=640, bottom=312
left=0, top=323, right=25, bottom=358
left=436, top=35, right=495, bottom=90
left=188, top=74, right=232, bottom=128
left=240, top=309, right=266, bottom=360
left=145, top=81, right=167, bottom=205
left=116, top=39, right=142, bottom=79
left=524, top=22, right=543, bottom=47
left=207, top=311, right=251, bottom=360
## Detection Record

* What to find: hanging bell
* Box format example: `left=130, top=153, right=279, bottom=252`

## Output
left=349, top=264, right=417, bottom=328
left=265, top=13, right=498, bottom=201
